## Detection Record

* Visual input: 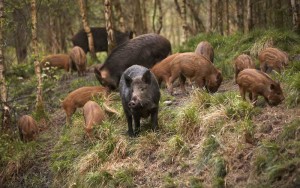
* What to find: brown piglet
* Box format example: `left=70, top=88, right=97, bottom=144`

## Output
left=69, top=46, right=87, bottom=76
left=258, top=47, right=288, bottom=73
left=83, top=101, right=106, bottom=139
left=18, top=115, right=39, bottom=142
left=152, top=52, right=222, bottom=95
left=194, top=41, right=214, bottom=63
left=234, top=54, right=255, bottom=81
left=41, top=54, right=72, bottom=73
left=236, top=69, right=284, bottom=106
left=62, top=86, right=108, bottom=125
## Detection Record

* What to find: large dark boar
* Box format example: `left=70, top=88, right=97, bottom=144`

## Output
left=18, top=115, right=39, bottom=142
left=69, top=46, right=87, bottom=76
left=119, top=65, right=160, bottom=137
left=41, top=54, right=72, bottom=73
left=83, top=101, right=106, bottom=139
left=236, top=69, right=284, bottom=106
left=194, top=41, right=214, bottom=63
left=258, top=47, right=289, bottom=73
left=71, top=27, right=133, bottom=53
left=95, top=33, right=172, bottom=90
left=62, top=86, right=108, bottom=125
left=152, top=52, right=222, bottom=95
left=234, top=54, right=255, bottom=81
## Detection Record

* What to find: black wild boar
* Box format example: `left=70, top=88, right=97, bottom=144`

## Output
left=71, top=27, right=133, bottom=53
left=95, top=33, right=172, bottom=90
left=119, top=65, right=160, bottom=137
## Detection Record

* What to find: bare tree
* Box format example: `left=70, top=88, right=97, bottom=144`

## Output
left=216, top=0, right=224, bottom=35
left=246, top=0, right=253, bottom=33
left=133, top=0, right=144, bottom=35
left=31, top=0, right=45, bottom=116
left=225, top=0, right=230, bottom=35
left=105, top=0, right=116, bottom=55
left=0, top=0, right=11, bottom=130
left=236, top=0, right=244, bottom=33
left=186, top=1, right=206, bottom=32
left=291, top=0, right=300, bottom=32
left=208, top=0, right=213, bottom=33
left=152, top=0, right=163, bottom=34
left=113, top=0, right=126, bottom=32
left=174, top=0, right=189, bottom=42
left=78, top=0, right=97, bottom=61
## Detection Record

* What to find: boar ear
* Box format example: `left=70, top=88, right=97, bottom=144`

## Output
left=270, top=83, right=276, bottom=90
left=124, top=74, right=132, bottom=87
left=142, top=70, right=152, bottom=84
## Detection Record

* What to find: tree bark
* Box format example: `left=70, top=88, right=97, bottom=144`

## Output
left=174, top=0, right=189, bottom=42
left=0, top=0, right=11, bottom=130
left=291, top=0, right=300, bottom=32
left=236, top=0, right=244, bottom=33
left=113, top=0, right=126, bottom=32
left=186, top=1, right=206, bottom=32
left=225, top=0, right=230, bottom=35
left=133, top=0, right=144, bottom=35
left=246, top=0, right=253, bottom=33
left=216, top=0, right=223, bottom=35
left=105, top=0, right=116, bottom=55
left=152, top=0, right=163, bottom=34
left=208, top=0, right=212, bottom=33
left=78, top=0, right=97, bottom=60
left=31, top=0, right=45, bottom=117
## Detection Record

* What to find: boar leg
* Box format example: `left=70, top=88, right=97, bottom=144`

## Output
left=251, top=92, right=258, bottom=105
left=125, top=112, right=134, bottom=137
left=239, top=87, right=246, bottom=101
left=151, top=109, right=159, bottom=131
left=195, top=78, right=205, bottom=90
left=166, top=78, right=174, bottom=95
left=179, top=74, right=187, bottom=93
left=133, top=115, right=141, bottom=135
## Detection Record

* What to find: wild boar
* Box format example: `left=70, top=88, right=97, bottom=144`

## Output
left=236, top=69, right=284, bottom=106
left=194, top=41, right=214, bottom=63
left=18, top=115, right=39, bottom=142
left=234, top=54, right=255, bottom=81
left=151, top=53, right=180, bottom=86
left=62, top=86, right=108, bottom=125
left=152, top=52, right=222, bottom=95
left=94, top=33, right=172, bottom=90
left=258, top=47, right=289, bottom=73
left=71, top=27, right=133, bottom=53
left=119, top=65, right=160, bottom=137
left=83, top=101, right=106, bottom=139
left=69, top=46, right=87, bottom=76
left=41, top=54, right=72, bottom=73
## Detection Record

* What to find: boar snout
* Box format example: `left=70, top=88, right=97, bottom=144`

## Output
left=128, top=96, right=140, bottom=108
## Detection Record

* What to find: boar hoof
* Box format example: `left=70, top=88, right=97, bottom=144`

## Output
left=128, top=130, right=135, bottom=137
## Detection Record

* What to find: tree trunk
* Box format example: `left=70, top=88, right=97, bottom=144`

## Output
left=236, top=0, right=244, bottom=33
left=216, top=0, right=223, bottom=35
left=274, top=0, right=283, bottom=28
left=174, top=0, right=189, bottom=42
left=78, top=0, right=97, bottom=60
left=13, top=9, right=28, bottom=64
left=133, top=0, right=144, bottom=35
left=186, top=1, right=206, bottom=32
left=208, top=0, right=212, bottom=33
left=225, top=0, right=230, bottom=35
left=291, top=0, right=300, bottom=32
left=246, top=0, right=253, bottom=33
left=105, top=0, right=116, bottom=55
left=0, top=0, right=11, bottom=130
left=113, top=0, right=126, bottom=32
left=142, top=1, right=148, bottom=33
left=152, top=0, right=163, bottom=34
left=31, top=0, right=45, bottom=118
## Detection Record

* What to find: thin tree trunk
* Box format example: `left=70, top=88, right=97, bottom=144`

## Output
left=208, top=0, right=212, bottom=33
left=246, top=0, right=253, bottom=33
left=174, top=0, right=189, bottom=42
left=31, top=0, right=45, bottom=117
left=142, top=1, right=148, bottom=33
left=105, top=0, right=116, bottom=55
left=225, top=0, right=230, bottom=35
left=152, top=0, right=163, bottom=34
left=216, top=0, right=223, bottom=35
left=78, top=0, right=97, bottom=60
left=186, top=1, right=206, bottom=32
left=0, top=0, right=11, bottom=130
left=236, top=0, right=244, bottom=33
left=133, top=0, right=144, bottom=35
left=113, top=0, right=126, bottom=32
left=291, top=0, right=300, bottom=32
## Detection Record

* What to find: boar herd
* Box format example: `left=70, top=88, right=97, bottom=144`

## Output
left=18, top=31, right=289, bottom=141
